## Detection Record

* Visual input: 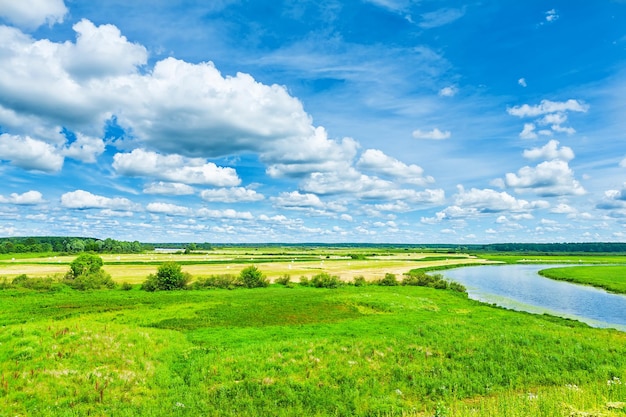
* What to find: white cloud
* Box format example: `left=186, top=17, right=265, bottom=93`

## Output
left=271, top=191, right=324, bottom=209
left=197, top=208, right=254, bottom=220
left=143, top=182, right=195, bottom=196
left=620, top=158, right=626, bottom=168
left=146, top=202, right=191, bottom=216
left=357, top=149, right=434, bottom=185
left=60, top=19, right=148, bottom=80
left=412, top=128, right=451, bottom=140
left=0, top=190, right=44, bottom=205
left=200, top=187, right=265, bottom=203
left=523, top=140, right=574, bottom=161
left=551, top=203, right=577, bottom=214
left=61, top=190, right=138, bottom=210
left=0, top=134, right=64, bottom=172
left=504, top=160, right=586, bottom=197
left=419, top=8, right=465, bottom=29
left=63, top=133, right=105, bottom=163
left=438, top=86, right=457, bottom=97
left=545, top=9, right=559, bottom=22
left=453, top=186, right=548, bottom=213
left=0, top=21, right=357, bottom=181
left=520, top=123, right=537, bottom=139
left=113, top=149, right=241, bottom=187
left=507, top=99, right=588, bottom=118
left=0, top=0, right=67, bottom=29
left=518, top=78, right=527, bottom=87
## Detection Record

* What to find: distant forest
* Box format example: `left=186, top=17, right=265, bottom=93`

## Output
left=0, top=237, right=625, bottom=255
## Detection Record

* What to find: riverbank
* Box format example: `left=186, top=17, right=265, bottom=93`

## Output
left=539, top=265, right=626, bottom=294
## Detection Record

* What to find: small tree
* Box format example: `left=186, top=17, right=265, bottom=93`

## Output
left=142, top=262, right=190, bottom=291
left=65, top=253, right=114, bottom=290
left=239, top=266, right=268, bottom=288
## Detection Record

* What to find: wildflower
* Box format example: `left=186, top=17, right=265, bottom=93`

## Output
left=608, top=377, right=622, bottom=386
left=175, top=402, right=185, bottom=408
left=395, top=389, right=403, bottom=396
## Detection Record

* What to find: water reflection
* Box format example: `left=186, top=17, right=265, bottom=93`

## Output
left=444, top=264, right=626, bottom=331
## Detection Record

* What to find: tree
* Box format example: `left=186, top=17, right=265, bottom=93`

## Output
left=239, top=266, right=268, bottom=288
left=142, top=262, right=190, bottom=291
left=65, top=253, right=114, bottom=290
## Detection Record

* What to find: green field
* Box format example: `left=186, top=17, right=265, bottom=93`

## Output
left=539, top=265, right=626, bottom=294
left=1, top=249, right=625, bottom=416
left=0, top=249, right=492, bottom=284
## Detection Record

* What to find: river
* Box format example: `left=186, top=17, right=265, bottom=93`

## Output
left=443, top=264, right=626, bottom=331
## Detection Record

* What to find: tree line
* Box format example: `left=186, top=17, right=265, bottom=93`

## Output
left=0, top=237, right=152, bottom=254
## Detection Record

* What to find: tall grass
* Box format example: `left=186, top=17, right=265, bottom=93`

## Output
left=0, top=285, right=624, bottom=416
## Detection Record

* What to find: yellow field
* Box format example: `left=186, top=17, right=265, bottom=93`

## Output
left=0, top=250, right=495, bottom=284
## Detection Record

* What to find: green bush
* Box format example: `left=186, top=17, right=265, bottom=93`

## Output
left=310, top=272, right=342, bottom=288
left=239, top=266, right=268, bottom=288
left=64, top=254, right=115, bottom=290
left=299, top=276, right=310, bottom=286
left=192, top=274, right=240, bottom=290
left=352, top=275, right=367, bottom=287
left=378, top=273, right=399, bottom=286
left=142, top=262, right=191, bottom=291
left=275, top=274, right=291, bottom=286
left=120, top=282, right=133, bottom=291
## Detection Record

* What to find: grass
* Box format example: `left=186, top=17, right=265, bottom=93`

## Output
left=539, top=265, right=626, bottom=294
left=0, top=284, right=625, bottom=416
left=0, top=251, right=493, bottom=284
left=476, top=253, right=626, bottom=264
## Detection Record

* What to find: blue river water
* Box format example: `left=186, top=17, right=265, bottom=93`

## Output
left=443, top=264, right=626, bottom=331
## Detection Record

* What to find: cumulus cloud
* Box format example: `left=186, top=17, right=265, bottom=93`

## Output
left=519, top=123, right=537, bottom=139
left=0, top=190, right=44, bottom=205
left=412, top=128, right=451, bottom=140
left=421, top=186, right=547, bottom=223
left=61, top=190, right=138, bottom=210
left=143, top=182, right=195, bottom=195
left=63, top=133, right=106, bottom=163
left=0, top=134, right=64, bottom=172
left=508, top=99, right=588, bottom=118
left=271, top=191, right=325, bottom=209
left=0, top=20, right=356, bottom=181
left=504, top=160, right=586, bottom=197
left=509, top=99, right=587, bottom=139
left=518, top=78, right=527, bottom=87
left=197, top=208, right=254, bottom=220
left=113, top=149, right=241, bottom=187
left=620, top=158, right=626, bottom=168
left=61, top=19, right=148, bottom=80
left=0, top=0, right=67, bottom=29
left=146, top=202, right=191, bottom=216
left=200, top=187, right=264, bottom=203
left=523, top=140, right=574, bottom=161
left=357, top=149, right=434, bottom=185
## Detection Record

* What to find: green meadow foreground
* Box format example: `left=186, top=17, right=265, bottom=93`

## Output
left=0, top=250, right=625, bottom=416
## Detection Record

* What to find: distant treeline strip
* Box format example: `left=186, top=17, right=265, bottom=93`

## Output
left=1, top=237, right=625, bottom=255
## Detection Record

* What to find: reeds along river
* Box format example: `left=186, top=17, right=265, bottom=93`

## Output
left=443, top=264, right=626, bottom=331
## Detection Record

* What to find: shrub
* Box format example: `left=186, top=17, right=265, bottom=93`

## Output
left=239, top=266, right=268, bottom=288
left=64, top=254, right=115, bottom=290
left=192, top=274, right=239, bottom=290
left=275, top=274, right=291, bottom=286
left=449, top=281, right=467, bottom=293
left=310, top=272, right=342, bottom=288
left=120, top=282, right=133, bottom=291
left=142, top=262, right=190, bottom=291
left=299, top=276, right=310, bottom=286
left=352, top=275, right=367, bottom=287
left=378, top=273, right=399, bottom=286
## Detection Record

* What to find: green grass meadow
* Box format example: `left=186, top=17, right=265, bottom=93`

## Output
left=539, top=265, right=626, bottom=294
left=1, top=284, right=625, bottom=416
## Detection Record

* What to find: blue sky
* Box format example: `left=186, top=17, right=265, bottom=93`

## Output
left=0, top=0, right=625, bottom=243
